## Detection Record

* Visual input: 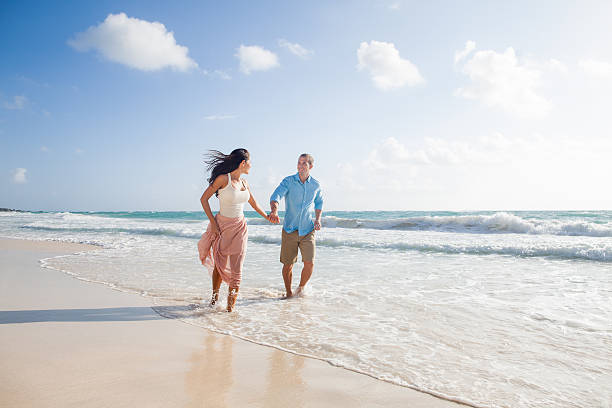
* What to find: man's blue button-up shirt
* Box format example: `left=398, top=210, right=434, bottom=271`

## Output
left=270, top=173, right=324, bottom=236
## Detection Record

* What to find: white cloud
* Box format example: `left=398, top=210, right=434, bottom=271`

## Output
left=367, top=132, right=611, bottom=172
left=336, top=163, right=366, bottom=192
left=546, top=59, right=568, bottom=74
left=213, top=70, right=231, bottom=80
left=11, top=168, right=27, bottom=184
left=389, top=2, right=401, bottom=10
left=454, top=40, right=476, bottom=65
left=521, top=58, right=568, bottom=75
left=265, top=167, right=283, bottom=188
left=75, top=148, right=84, bottom=155
left=235, top=45, right=279, bottom=74
left=3, top=95, right=28, bottom=110
left=42, top=109, right=51, bottom=117
left=68, top=12, right=197, bottom=72
left=340, top=131, right=611, bottom=194
left=16, top=75, right=49, bottom=88
left=455, top=46, right=551, bottom=117
left=360, top=138, right=421, bottom=192
left=41, top=146, right=49, bottom=152
left=326, top=130, right=612, bottom=209
left=202, top=69, right=232, bottom=80
left=364, top=136, right=499, bottom=171
left=278, top=39, right=313, bottom=59
left=357, top=40, right=424, bottom=90
left=365, top=137, right=430, bottom=170
left=579, top=59, right=612, bottom=79
left=204, top=114, right=236, bottom=120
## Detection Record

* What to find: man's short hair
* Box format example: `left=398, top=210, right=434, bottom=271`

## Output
left=299, top=153, right=314, bottom=166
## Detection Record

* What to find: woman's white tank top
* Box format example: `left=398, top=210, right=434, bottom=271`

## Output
left=218, top=174, right=250, bottom=218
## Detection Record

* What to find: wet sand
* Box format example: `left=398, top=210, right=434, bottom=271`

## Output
left=0, top=238, right=464, bottom=407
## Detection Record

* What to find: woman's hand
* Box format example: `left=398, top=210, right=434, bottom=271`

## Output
left=201, top=175, right=227, bottom=237
left=266, top=213, right=280, bottom=224
left=210, top=222, right=221, bottom=237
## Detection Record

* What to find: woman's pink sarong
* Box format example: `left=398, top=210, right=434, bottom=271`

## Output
left=198, top=214, right=248, bottom=288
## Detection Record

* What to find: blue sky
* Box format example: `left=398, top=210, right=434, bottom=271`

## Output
left=2, top=1, right=612, bottom=211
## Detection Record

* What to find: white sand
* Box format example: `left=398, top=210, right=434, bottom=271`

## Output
left=0, top=238, right=465, bottom=407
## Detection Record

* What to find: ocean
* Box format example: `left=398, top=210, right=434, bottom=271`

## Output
left=1, top=210, right=611, bottom=407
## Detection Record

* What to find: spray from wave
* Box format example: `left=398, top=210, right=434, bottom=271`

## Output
left=318, top=212, right=612, bottom=237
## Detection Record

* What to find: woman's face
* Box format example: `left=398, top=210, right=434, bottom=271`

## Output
left=241, top=158, right=251, bottom=174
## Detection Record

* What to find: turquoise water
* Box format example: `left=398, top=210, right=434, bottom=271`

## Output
left=81, top=209, right=612, bottom=224
left=1, top=210, right=612, bottom=407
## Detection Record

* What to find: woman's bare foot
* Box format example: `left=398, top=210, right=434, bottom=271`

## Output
left=227, top=288, right=238, bottom=312
left=210, top=291, right=219, bottom=306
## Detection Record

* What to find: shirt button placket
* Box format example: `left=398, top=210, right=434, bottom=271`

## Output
left=301, top=184, right=306, bottom=234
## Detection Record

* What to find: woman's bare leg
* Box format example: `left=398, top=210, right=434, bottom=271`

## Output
left=227, top=287, right=239, bottom=312
left=210, top=267, right=222, bottom=305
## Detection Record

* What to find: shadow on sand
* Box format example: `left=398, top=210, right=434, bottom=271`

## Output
left=0, top=305, right=195, bottom=324
left=1, top=295, right=294, bottom=324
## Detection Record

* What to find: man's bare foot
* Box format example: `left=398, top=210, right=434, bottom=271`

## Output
left=282, top=290, right=293, bottom=299
left=294, top=286, right=305, bottom=297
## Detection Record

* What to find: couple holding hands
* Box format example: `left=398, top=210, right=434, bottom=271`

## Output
left=198, top=149, right=323, bottom=312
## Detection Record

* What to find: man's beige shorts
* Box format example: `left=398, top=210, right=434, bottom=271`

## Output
left=280, top=229, right=315, bottom=264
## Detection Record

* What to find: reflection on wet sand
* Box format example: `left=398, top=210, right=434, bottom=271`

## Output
left=264, top=348, right=306, bottom=407
left=186, top=334, right=233, bottom=407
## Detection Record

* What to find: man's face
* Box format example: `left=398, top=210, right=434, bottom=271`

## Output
left=297, top=157, right=312, bottom=176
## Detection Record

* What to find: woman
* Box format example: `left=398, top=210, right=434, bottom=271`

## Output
left=198, top=148, right=276, bottom=312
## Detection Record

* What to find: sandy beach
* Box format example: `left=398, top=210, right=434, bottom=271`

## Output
left=0, top=237, right=463, bottom=408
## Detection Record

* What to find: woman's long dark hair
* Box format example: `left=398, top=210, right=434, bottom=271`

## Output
left=204, top=148, right=250, bottom=195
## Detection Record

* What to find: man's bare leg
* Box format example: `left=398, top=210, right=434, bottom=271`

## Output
left=282, top=263, right=294, bottom=297
left=295, top=261, right=314, bottom=295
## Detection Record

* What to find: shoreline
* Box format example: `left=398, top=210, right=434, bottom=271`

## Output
left=0, top=237, right=465, bottom=407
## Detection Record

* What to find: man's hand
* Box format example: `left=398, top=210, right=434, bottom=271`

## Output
left=269, top=212, right=280, bottom=224
left=269, top=201, right=280, bottom=224
left=314, top=219, right=321, bottom=230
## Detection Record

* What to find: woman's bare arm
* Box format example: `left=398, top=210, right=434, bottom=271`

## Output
left=200, top=175, right=228, bottom=234
left=245, top=180, right=277, bottom=223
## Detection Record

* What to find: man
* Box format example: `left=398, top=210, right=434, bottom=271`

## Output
left=269, top=153, right=323, bottom=298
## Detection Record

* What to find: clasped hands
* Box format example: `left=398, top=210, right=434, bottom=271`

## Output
left=266, top=213, right=321, bottom=230
left=267, top=212, right=281, bottom=224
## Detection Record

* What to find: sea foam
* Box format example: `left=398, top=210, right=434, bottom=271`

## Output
left=319, top=212, right=612, bottom=237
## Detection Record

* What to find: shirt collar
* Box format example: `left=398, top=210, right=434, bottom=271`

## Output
left=294, top=173, right=311, bottom=183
